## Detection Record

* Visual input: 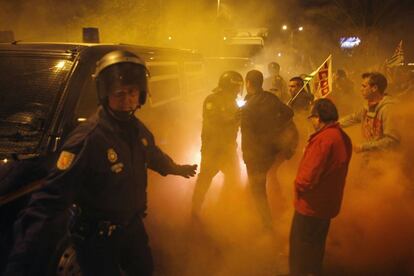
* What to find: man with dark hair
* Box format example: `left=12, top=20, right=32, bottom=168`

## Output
left=191, top=71, right=243, bottom=217
left=263, top=62, right=289, bottom=102
left=339, top=72, right=400, bottom=152
left=242, top=69, right=296, bottom=230
left=290, top=98, right=352, bottom=276
left=288, top=76, right=314, bottom=113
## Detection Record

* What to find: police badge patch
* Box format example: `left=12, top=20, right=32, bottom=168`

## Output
left=111, top=162, right=124, bottom=173
left=107, top=148, right=118, bottom=163
left=57, top=151, right=75, bottom=170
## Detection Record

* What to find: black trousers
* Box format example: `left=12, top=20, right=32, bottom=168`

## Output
left=74, top=217, right=153, bottom=276
left=192, top=150, right=240, bottom=215
left=289, top=211, right=331, bottom=276
left=245, top=162, right=274, bottom=230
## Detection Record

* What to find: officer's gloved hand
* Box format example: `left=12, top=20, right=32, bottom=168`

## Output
left=173, top=164, right=197, bottom=178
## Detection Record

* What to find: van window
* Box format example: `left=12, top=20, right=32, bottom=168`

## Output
left=0, top=55, right=73, bottom=156
left=147, top=62, right=181, bottom=107
left=75, top=71, right=98, bottom=120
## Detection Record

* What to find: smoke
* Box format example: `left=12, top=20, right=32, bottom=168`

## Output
left=323, top=99, right=414, bottom=275
left=144, top=83, right=414, bottom=275
left=2, top=1, right=414, bottom=275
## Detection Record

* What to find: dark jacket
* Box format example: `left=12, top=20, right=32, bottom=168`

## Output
left=32, top=107, right=179, bottom=222
left=7, top=107, right=180, bottom=272
left=289, top=90, right=314, bottom=113
left=294, top=123, right=352, bottom=219
left=241, top=90, right=294, bottom=168
left=201, top=91, right=239, bottom=154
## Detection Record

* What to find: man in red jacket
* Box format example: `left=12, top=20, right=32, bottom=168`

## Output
left=289, top=98, right=352, bottom=276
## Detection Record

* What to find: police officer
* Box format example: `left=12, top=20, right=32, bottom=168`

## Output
left=242, top=70, right=295, bottom=230
left=191, top=71, right=243, bottom=217
left=5, top=50, right=197, bottom=276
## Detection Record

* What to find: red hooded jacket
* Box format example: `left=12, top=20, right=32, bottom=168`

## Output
left=294, top=123, right=352, bottom=219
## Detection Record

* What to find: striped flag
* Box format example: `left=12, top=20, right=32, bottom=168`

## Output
left=287, top=55, right=332, bottom=106
left=308, top=55, right=332, bottom=98
left=386, top=40, right=404, bottom=68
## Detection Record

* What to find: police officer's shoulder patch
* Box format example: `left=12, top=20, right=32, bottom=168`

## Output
left=107, top=148, right=118, bottom=163
left=56, top=151, right=75, bottom=170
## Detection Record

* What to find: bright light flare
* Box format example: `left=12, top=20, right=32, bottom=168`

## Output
left=282, top=25, right=288, bottom=31
left=277, top=52, right=282, bottom=57
left=168, top=36, right=172, bottom=40
left=2, top=158, right=8, bottom=163
left=236, top=98, right=246, bottom=108
left=298, top=26, right=304, bottom=31
left=54, top=61, right=65, bottom=69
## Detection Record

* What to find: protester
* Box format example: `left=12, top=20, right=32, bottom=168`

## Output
left=290, top=98, right=352, bottom=276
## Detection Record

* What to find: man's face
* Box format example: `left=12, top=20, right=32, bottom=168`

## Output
left=360, top=77, right=378, bottom=100
left=288, top=80, right=301, bottom=97
left=308, top=115, right=322, bottom=131
left=108, top=84, right=140, bottom=112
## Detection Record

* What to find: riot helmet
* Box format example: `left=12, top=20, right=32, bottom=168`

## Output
left=215, top=71, right=243, bottom=95
left=94, top=50, right=149, bottom=108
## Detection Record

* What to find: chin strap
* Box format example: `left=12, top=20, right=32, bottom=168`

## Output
left=105, top=104, right=138, bottom=122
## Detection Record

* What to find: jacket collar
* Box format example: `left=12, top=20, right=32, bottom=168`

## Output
left=96, top=106, right=140, bottom=134
left=245, top=88, right=264, bottom=101
left=308, top=122, right=339, bottom=141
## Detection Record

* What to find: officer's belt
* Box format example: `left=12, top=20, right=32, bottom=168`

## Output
left=70, top=209, right=142, bottom=239
left=78, top=210, right=143, bottom=227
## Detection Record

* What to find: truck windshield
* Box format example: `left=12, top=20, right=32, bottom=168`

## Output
left=0, top=54, right=73, bottom=157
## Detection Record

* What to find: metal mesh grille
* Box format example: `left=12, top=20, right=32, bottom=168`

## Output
left=0, top=55, right=73, bottom=157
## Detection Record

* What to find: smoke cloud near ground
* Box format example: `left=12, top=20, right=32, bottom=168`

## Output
left=324, top=103, right=414, bottom=274
left=144, top=93, right=414, bottom=275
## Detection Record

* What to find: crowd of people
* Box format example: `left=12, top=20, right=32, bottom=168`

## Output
left=193, top=61, right=402, bottom=275
left=3, top=52, right=404, bottom=276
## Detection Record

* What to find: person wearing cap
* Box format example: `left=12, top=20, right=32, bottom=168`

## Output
left=289, top=98, right=352, bottom=276
left=263, top=62, right=289, bottom=102
left=191, top=71, right=243, bottom=218
left=5, top=50, right=197, bottom=276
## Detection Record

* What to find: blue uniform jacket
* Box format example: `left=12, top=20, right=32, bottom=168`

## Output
left=7, top=107, right=179, bottom=272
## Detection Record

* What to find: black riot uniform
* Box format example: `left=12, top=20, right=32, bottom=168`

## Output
left=241, top=78, right=295, bottom=230
left=5, top=50, right=196, bottom=276
left=191, top=71, right=243, bottom=216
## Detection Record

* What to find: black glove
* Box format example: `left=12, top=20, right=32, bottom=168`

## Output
left=174, top=164, right=197, bottom=178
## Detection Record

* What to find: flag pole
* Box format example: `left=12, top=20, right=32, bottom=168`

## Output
left=287, top=54, right=332, bottom=106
